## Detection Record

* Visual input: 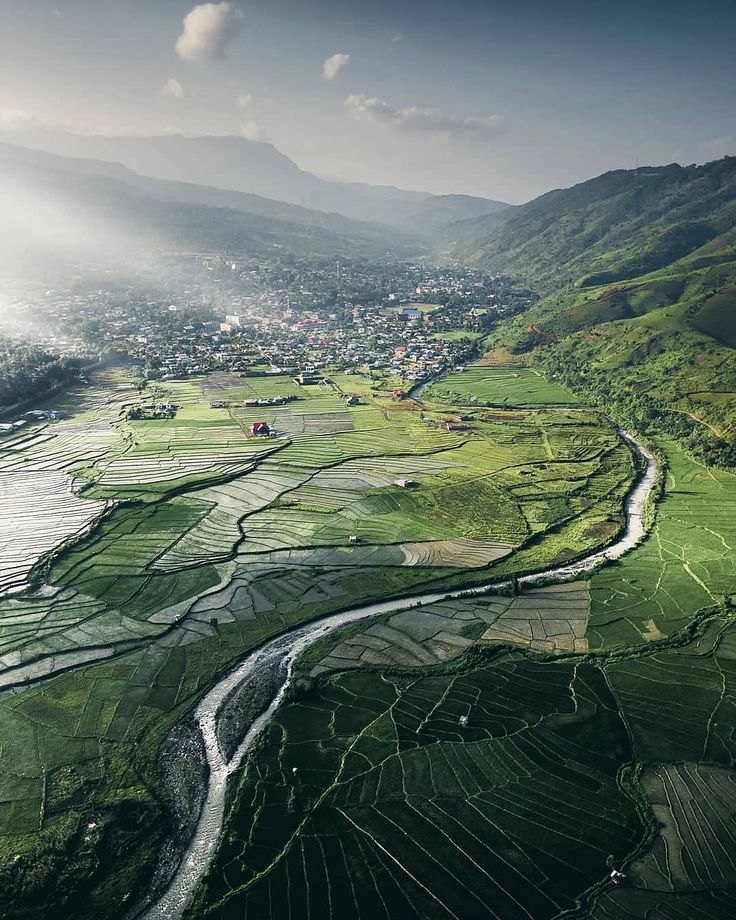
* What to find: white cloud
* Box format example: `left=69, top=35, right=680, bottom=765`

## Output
left=344, top=94, right=508, bottom=137
left=322, top=52, right=350, bottom=81
left=237, top=92, right=252, bottom=108
left=159, top=78, right=187, bottom=99
left=390, top=33, right=404, bottom=43
left=239, top=120, right=261, bottom=141
left=175, top=2, right=244, bottom=63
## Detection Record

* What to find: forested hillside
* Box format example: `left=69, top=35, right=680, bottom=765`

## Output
left=459, top=158, right=736, bottom=464
left=457, top=157, right=736, bottom=291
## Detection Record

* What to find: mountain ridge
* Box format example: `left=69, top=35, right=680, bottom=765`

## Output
left=466, top=157, right=736, bottom=465
left=0, top=127, right=509, bottom=236
left=0, top=141, right=422, bottom=274
left=454, top=157, right=736, bottom=290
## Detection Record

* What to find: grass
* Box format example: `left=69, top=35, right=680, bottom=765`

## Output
left=0, top=365, right=695, bottom=920
left=586, top=440, right=736, bottom=649
left=424, top=366, right=579, bottom=407
left=690, top=285, right=736, bottom=347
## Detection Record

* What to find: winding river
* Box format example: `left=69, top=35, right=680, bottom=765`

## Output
left=141, top=428, right=657, bottom=920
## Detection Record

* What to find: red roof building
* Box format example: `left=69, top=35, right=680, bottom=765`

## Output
left=250, top=422, right=271, bottom=435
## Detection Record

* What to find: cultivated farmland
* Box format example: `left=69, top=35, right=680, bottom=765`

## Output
left=195, top=610, right=736, bottom=920
left=424, top=365, right=578, bottom=406
left=0, top=365, right=730, bottom=920
left=586, top=441, right=736, bottom=649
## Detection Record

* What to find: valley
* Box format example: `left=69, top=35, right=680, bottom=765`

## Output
left=0, top=350, right=733, bottom=920
left=0, top=82, right=735, bottom=920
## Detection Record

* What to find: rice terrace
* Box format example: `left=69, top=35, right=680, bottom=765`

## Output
left=0, top=351, right=733, bottom=920
left=2, top=7, right=736, bottom=915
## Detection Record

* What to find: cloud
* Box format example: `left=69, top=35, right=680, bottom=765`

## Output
left=159, top=78, right=187, bottom=100
left=239, top=120, right=261, bottom=141
left=322, top=53, right=350, bottom=81
left=390, top=33, right=404, bottom=43
left=237, top=92, right=252, bottom=108
left=344, top=94, right=507, bottom=137
left=175, top=2, right=244, bottom=63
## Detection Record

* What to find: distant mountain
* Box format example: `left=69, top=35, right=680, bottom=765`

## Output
left=398, top=194, right=509, bottom=243
left=0, top=142, right=421, bottom=276
left=469, top=158, right=736, bottom=464
left=0, top=126, right=508, bottom=237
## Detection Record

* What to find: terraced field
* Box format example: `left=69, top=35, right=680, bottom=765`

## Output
left=195, top=600, right=736, bottom=920
left=0, top=375, right=129, bottom=594
left=424, top=365, right=578, bottom=406
left=586, top=442, right=736, bottom=648
left=184, top=399, right=736, bottom=918
left=0, top=365, right=732, bottom=920
left=193, top=658, right=643, bottom=920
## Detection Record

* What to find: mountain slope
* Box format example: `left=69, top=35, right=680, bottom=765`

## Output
left=1, top=142, right=422, bottom=241
left=0, top=127, right=508, bottom=236
left=457, top=158, right=736, bottom=291
left=469, top=158, right=736, bottom=464
left=0, top=142, right=420, bottom=274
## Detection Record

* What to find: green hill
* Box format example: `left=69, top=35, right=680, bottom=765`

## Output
left=456, top=157, right=736, bottom=291
left=456, top=158, right=736, bottom=464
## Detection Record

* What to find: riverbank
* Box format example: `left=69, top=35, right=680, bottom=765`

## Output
left=138, top=426, right=658, bottom=920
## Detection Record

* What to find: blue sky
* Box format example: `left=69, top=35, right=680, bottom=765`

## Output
left=0, top=0, right=734, bottom=201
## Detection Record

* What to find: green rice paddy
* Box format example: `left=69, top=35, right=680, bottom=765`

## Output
left=0, top=365, right=732, bottom=920
left=424, top=365, right=579, bottom=406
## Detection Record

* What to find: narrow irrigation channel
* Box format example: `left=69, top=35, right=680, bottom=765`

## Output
left=139, top=429, right=657, bottom=920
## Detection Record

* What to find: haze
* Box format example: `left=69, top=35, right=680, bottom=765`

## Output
left=0, top=0, right=735, bottom=202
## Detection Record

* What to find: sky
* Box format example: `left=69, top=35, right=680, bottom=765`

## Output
left=0, top=0, right=735, bottom=203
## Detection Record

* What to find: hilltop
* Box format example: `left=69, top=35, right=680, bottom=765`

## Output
left=0, top=127, right=508, bottom=240
left=455, top=158, right=736, bottom=463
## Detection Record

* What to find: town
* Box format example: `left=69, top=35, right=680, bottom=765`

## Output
left=0, top=256, right=537, bottom=420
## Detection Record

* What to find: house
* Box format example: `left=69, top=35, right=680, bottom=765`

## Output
left=348, top=535, right=360, bottom=545
left=25, top=409, right=63, bottom=421
left=155, top=402, right=176, bottom=418
left=609, top=870, right=626, bottom=885
left=346, top=395, right=360, bottom=406
left=392, top=389, right=406, bottom=399
left=250, top=421, right=271, bottom=436
left=394, top=478, right=416, bottom=489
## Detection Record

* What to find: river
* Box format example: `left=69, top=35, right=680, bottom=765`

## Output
left=140, top=427, right=657, bottom=920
